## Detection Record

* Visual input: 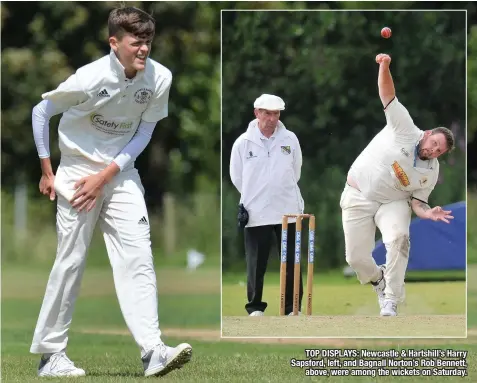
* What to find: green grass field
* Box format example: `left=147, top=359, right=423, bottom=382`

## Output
left=222, top=269, right=466, bottom=337
left=1, top=264, right=475, bottom=382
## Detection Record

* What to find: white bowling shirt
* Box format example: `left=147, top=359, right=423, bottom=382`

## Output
left=41, top=50, right=172, bottom=165
left=230, top=119, right=304, bottom=227
left=348, top=97, right=439, bottom=204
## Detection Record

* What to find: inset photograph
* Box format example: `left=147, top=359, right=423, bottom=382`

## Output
left=221, top=10, right=466, bottom=338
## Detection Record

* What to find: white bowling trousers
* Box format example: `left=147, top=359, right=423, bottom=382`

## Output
left=340, top=183, right=411, bottom=302
left=30, top=155, right=162, bottom=356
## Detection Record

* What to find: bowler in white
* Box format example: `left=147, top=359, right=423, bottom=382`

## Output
left=341, top=53, right=455, bottom=317
left=30, top=7, right=191, bottom=378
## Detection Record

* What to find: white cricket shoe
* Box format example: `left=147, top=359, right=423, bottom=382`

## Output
left=143, top=343, right=192, bottom=377
left=37, top=351, right=86, bottom=377
left=249, top=311, right=264, bottom=316
left=288, top=311, right=302, bottom=316
left=371, top=265, right=386, bottom=309
left=380, top=299, right=398, bottom=316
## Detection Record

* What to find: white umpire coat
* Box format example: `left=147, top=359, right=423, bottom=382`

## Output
left=230, top=119, right=304, bottom=227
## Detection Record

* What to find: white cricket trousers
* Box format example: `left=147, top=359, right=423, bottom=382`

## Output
left=340, top=183, right=411, bottom=302
left=30, top=155, right=162, bottom=356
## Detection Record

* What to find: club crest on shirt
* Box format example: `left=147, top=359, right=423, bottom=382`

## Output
left=420, top=177, right=428, bottom=187
left=134, top=88, right=153, bottom=104
left=246, top=151, right=257, bottom=159
left=281, top=145, right=291, bottom=155
left=401, top=148, right=410, bottom=157
left=392, top=161, right=410, bottom=187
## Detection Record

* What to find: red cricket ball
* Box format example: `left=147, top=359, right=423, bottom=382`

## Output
left=381, top=27, right=392, bottom=39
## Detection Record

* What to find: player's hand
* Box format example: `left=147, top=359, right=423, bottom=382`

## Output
left=426, top=206, right=454, bottom=224
left=39, top=173, right=56, bottom=201
left=70, top=173, right=107, bottom=212
left=375, top=53, right=391, bottom=66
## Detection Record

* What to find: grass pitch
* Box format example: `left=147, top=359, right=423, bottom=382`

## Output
left=222, top=271, right=466, bottom=338
left=1, top=265, right=474, bottom=382
left=222, top=315, right=466, bottom=338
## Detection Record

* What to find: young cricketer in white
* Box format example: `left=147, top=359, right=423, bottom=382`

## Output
left=341, top=53, right=455, bottom=316
left=30, top=7, right=191, bottom=377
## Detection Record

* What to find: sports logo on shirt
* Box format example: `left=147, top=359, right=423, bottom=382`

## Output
left=392, top=161, right=410, bottom=187
left=97, top=89, right=110, bottom=97
left=138, top=216, right=149, bottom=225
left=134, top=88, right=153, bottom=104
left=281, top=145, right=291, bottom=155
left=90, top=113, right=134, bottom=136
left=246, top=151, right=257, bottom=159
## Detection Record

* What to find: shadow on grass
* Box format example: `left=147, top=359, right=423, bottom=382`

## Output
left=87, top=371, right=144, bottom=378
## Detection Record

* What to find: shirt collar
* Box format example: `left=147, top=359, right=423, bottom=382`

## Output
left=109, top=49, right=145, bottom=82
left=413, top=144, right=419, bottom=167
left=259, top=126, right=277, bottom=140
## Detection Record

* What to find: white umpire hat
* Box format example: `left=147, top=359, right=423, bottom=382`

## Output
left=253, top=94, right=285, bottom=111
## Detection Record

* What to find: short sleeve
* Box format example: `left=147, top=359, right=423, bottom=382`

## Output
left=384, top=97, right=419, bottom=137
left=141, top=75, right=172, bottom=123
left=41, top=73, right=89, bottom=114
left=411, top=166, right=439, bottom=204
left=411, top=186, right=433, bottom=204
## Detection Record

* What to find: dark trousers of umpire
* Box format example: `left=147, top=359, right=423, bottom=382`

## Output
left=244, top=223, right=303, bottom=315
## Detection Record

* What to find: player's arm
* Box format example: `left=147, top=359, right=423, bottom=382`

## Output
left=376, top=53, right=396, bottom=108
left=411, top=198, right=431, bottom=219
left=84, top=120, right=157, bottom=193
left=411, top=198, right=454, bottom=224
left=33, top=72, right=89, bottom=201
left=111, top=121, right=156, bottom=173
left=293, top=136, right=302, bottom=182
left=32, top=99, right=75, bottom=200
left=411, top=170, right=438, bottom=219
left=230, top=139, right=243, bottom=193
left=33, top=71, right=89, bottom=163
left=376, top=54, right=417, bottom=136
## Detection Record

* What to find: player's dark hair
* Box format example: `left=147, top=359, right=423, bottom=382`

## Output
left=108, top=7, right=155, bottom=41
left=431, top=127, right=455, bottom=153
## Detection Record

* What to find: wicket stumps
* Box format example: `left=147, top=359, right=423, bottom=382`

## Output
left=279, top=214, right=315, bottom=316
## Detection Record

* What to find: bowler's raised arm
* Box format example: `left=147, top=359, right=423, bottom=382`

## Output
left=376, top=53, right=395, bottom=109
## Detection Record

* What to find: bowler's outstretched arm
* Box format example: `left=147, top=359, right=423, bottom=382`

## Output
left=411, top=198, right=454, bottom=224
left=376, top=54, right=395, bottom=108
left=411, top=198, right=431, bottom=219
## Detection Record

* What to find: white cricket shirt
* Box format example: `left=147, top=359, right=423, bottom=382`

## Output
left=230, top=119, right=304, bottom=227
left=348, top=97, right=439, bottom=204
left=41, top=50, right=172, bottom=166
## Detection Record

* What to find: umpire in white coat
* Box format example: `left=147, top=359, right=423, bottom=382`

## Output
left=230, top=94, right=305, bottom=316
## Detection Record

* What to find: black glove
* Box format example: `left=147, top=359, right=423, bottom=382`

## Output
left=237, top=203, right=249, bottom=229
